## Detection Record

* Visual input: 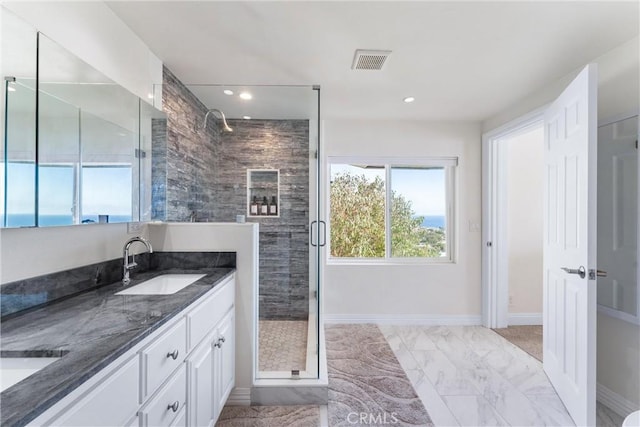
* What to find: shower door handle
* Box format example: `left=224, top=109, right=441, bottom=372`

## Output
left=310, top=220, right=318, bottom=247
left=318, top=220, right=327, bottom=247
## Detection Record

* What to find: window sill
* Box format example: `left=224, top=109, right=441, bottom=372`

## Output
left=326, top=257, right=455, bottom=266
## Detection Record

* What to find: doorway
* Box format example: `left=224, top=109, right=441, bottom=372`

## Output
left=483, top=118, right=545, bottom=360
left=482, top=110, right=545, bottom=330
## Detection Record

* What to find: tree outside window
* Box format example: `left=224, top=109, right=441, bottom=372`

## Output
left=329, top=160, right=454, bottom=261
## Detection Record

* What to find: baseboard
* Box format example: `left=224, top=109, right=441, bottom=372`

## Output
left=508, top=313, right=543, bottom=325
left=226, top=387, right=251, bottom=406
left=323, top=314, right=482, bottom=325
left=597, top=382, right=639, bottom=418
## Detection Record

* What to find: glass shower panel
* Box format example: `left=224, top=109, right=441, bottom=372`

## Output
left=185, top=84, right=321, bottom=379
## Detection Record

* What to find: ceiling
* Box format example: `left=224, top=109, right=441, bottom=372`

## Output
left=107, top=1, right=639, bottom=122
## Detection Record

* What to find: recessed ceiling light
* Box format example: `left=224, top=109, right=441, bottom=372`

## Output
left=243, top=116, right=251, bottom=120
left=239, top=92, right=252, bottom=100
left=403, top=96, right=415, bottom=103
left=223, top=89, right=234, bottom=96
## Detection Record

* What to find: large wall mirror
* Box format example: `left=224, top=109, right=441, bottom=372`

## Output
left=597, top=114, right=639, bottom=324
left=1, top=8, right=163, bottom=228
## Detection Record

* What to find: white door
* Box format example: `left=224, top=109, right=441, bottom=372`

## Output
left=543, top=64, right=598, bottom=427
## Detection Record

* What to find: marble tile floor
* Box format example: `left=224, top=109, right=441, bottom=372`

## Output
left=259, top=320, right=308, bottom=372
left=221, top=324, right=623, bottom=426
left=379, top=324, right=624, bottom=427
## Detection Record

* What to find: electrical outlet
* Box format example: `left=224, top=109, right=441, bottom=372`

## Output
left=127, top=222, right=144, bottom=234
left=469, top=220, right=481, bottom=232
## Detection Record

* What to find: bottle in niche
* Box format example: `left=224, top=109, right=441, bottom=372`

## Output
left=250, top=196, right=258, bottom=216
left=269, top=195, right=278, bottom=216
left=261, top=196, right=269, bottom=215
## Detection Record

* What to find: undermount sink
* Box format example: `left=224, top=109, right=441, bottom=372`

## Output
left=115, top=274, right=206, bottom=296
left=0, top=352, right=64, bottom=392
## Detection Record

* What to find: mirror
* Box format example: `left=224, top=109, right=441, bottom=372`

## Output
left=1, top=8, right=37, bottom=227
left=597, top=115, right=639, bottom=321
left=0, top=9, right=164, bottom=228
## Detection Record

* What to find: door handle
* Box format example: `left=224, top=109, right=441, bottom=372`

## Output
left=561, top=266, right=586, bottom=279
left=588, top=269, right=607, bottom=279
left=310, top=221, right=318, bottom=247
left=318, top=220, right=326, bottom=247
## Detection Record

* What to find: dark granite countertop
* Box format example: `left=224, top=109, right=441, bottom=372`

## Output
left=0, top=267, right=235, bottom=427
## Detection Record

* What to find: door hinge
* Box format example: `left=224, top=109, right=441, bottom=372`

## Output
left=135, top=149, right=146, bottom=159
left=635, top=139, right=637, bottom=149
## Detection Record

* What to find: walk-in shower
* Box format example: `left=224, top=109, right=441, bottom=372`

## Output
left=157, top=82, right=322, bottom=381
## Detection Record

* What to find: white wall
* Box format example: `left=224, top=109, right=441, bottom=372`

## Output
left=506, top=127, right=544, bottom=315
left=323, top=120, right=482, bottom=322
left=597, top=314, right=640, bottom=407
left=147, top=223, right=258, bottom=395
left=0, top=223, right=147, bottom=284
left=484, top=36, right=640, bottom=410
left=2, top=1, right=162, bottom=104
left=483, top=37, right=639, bottom=132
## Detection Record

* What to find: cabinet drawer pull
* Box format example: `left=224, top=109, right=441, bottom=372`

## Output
left=214, top=338, right=222, bottom=348
left=167, top=349, right=179, bottom=360
left=219, top=336, right=226, bottom=343
left=167, top=401, right=180, bottom=412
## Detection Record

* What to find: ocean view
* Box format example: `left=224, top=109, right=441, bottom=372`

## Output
left=4, top=214, right=132, bottom=227
left=420, top=215, right=445, bottom=229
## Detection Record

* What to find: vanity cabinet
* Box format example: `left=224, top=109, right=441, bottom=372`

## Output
left=31, top=274, right=235, bottom=427
left=46, top=355, right=140, bottom=427
left=186, top=298, right=235, bottom=426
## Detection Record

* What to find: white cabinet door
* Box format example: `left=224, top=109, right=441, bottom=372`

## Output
left=186, top=336, right=215, bottom=427
left=213, top=310, right=235, bottom=422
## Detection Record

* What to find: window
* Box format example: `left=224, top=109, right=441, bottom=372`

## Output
left=329, top=157, right=456, bottom=262
left=81, top=165, right=133, bottom=223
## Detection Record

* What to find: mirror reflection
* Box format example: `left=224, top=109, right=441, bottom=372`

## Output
left=0, top=15, right=164, bottom=228
left=1, top=9, right=37, bottom=227
left=597, top=115, right=639, bottom=318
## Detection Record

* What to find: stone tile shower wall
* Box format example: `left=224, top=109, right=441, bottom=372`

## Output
left=151, top=118, right=167, bottom=220
left=157, top=66, right=310, bottom=320
left=157, top=66, right=219, bottom=222
left=216, top=119, right=310, bottom=320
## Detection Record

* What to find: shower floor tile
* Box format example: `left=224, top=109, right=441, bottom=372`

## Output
left=259, top=320, right=308, bottom=372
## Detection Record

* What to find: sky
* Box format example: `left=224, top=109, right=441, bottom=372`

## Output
left=330, top=163, right=447, bottom=216
left=1, top=163, right=132, bottom=216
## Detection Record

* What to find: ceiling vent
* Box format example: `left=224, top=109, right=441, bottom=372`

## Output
left=351, top=49, right=391, bottom=70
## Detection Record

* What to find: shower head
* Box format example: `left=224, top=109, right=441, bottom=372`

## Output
left=202, top=108, right=233, bottom=132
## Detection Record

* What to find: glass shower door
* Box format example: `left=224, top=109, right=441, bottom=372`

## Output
left=184, top=83, right=322, bottom=380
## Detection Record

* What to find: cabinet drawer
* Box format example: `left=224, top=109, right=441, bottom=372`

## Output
left=169, top=405, right=186, bottom=427
left=49, top=355, right=139, bottom=426
left=187, top=277, right=234, bottom=350
left=141, top=318, right=187, bottom=400
left=139, top=368, right=186, bottom=427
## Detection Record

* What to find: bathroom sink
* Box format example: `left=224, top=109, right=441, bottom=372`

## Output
left=115, top=274, right=206, bottom=295
left=0, top=356, right=61, bottom=392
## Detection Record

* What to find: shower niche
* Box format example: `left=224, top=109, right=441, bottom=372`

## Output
left=247, top=169, right=280, bottom=217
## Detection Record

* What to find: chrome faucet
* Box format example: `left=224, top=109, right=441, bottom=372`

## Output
left=122, top=236, right=153, bottom=286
